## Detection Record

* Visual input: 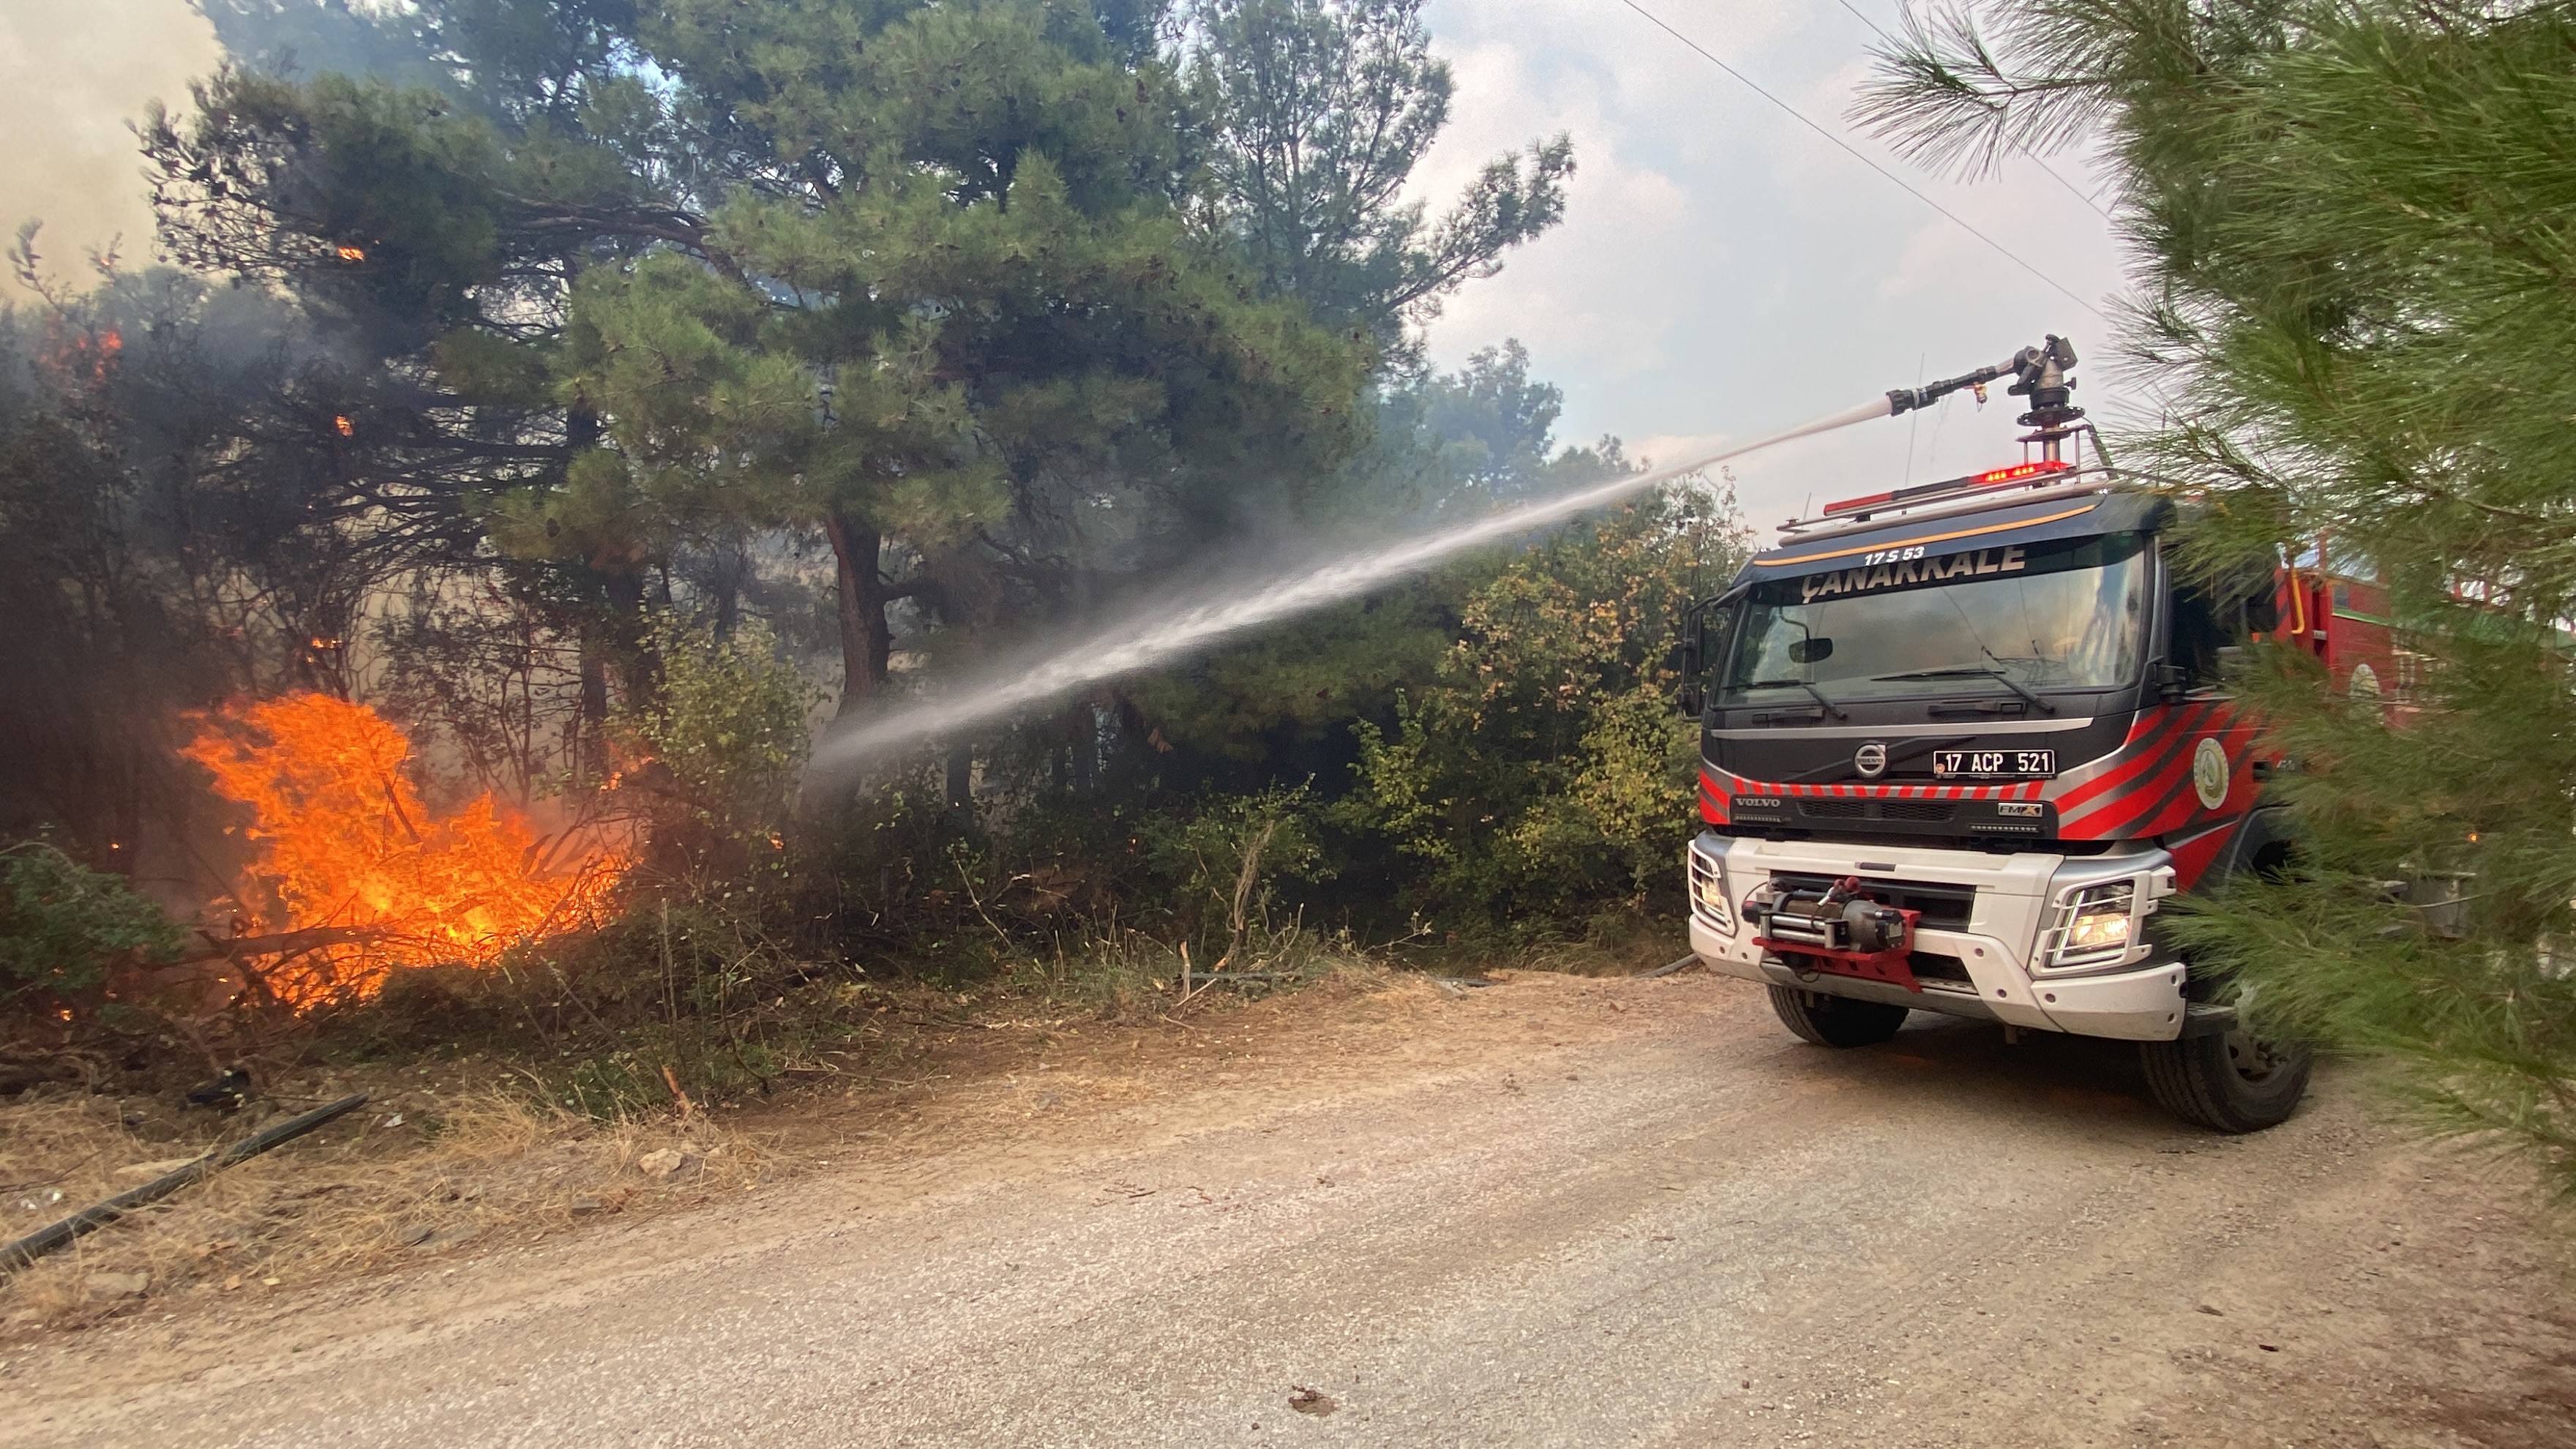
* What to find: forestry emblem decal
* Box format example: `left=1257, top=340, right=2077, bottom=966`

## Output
left=2192, top=737, right=2231, bottom=811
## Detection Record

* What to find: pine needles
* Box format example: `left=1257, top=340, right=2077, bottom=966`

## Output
left=1867, top=1, right=2576, bottom=1193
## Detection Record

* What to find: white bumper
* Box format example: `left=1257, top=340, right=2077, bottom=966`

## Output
left=1685, top=834, right=2187, bottom=1042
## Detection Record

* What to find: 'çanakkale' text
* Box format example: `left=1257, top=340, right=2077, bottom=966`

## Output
left=1798, top=545, right=2026, bottom=603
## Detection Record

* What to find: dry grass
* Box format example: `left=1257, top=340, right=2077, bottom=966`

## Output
left=0, top=1084, right=753, bottom=1336
left=993, top=919, right=1391, bottom=1020
left=0, top=925, right=1412, bottom=1341
left=1401, top=911, right=1689, bottom=979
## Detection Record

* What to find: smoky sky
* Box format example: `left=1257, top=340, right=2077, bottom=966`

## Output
left=0, top=0, right=435, bottom=287
left=0, top=0, right=221, bottom=282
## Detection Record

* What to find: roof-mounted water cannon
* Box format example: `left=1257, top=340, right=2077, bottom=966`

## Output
left=1883, top=353, right=2019, bottom=419
left=1879, top=334, right=2088, bottom=464
left=2005, top=334, right=2085, bottom=462
left=1767, top=335, right=2101, bottom=536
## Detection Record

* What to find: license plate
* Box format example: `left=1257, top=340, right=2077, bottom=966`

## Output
left=1933, top=749, right=2056, bottom=778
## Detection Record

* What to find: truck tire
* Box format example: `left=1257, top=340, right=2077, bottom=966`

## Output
left=2140, top=1028, right=2311, bottom=1132
left=1767, top=986, right=1909, bottom=1048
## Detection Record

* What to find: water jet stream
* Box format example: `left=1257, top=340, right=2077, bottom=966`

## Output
left=809, top=393, right=1898, bottom=775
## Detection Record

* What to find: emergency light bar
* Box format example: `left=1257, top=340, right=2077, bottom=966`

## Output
left=1823, top=458, right=2072, bottom=517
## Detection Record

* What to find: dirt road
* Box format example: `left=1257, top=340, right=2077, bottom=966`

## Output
left=7, top=972, right=2573, bottom=1447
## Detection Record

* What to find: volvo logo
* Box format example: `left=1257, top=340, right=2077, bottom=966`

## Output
left=1853, top=741, right=1888, bottom=779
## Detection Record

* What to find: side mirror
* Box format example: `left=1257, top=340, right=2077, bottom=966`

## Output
left=2153, top=661, right=2187, bottom=700
left=1677, top=681, right=1705, bottom=717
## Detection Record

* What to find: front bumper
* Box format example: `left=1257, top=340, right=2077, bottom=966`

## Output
left=1685, top=833, right=2187, bottom=1041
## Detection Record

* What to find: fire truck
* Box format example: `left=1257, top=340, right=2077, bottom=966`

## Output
left=1677, top=337, right=2392, bottom=1131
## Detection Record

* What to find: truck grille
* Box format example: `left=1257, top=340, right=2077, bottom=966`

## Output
left=1797, top=798, right=1957, bottom=824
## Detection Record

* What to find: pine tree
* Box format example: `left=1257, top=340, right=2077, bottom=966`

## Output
left=1863, top=1, right=2576, bottom=1186
left=147, top=1, right=1375, bottom=722
left=146, top=1, right=705, bottom=733
left=575, top=0, right=1374, bottom=712
left=1182, top=0, right=1573, bottom=343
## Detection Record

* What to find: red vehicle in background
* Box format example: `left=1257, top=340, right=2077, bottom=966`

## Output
left=1677, top=338, right=2364, bottom=1131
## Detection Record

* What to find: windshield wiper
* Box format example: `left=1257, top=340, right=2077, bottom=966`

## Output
left=1744, top=678, right=1849, bottom=720
left=1869, top=658, right=2057, bottom=716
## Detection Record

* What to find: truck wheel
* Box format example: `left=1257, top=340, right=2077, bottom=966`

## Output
left=2140, top=1027, right=2311, bottom=1132
left=1767, top=986, right=1909, bottom=1048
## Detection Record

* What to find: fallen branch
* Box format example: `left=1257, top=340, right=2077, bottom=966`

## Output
left=177, top=926, right=384, bottom=964
left=0, top=1093, right=369, bottom=1275
left=1636, top=954, right=1702, bottom=979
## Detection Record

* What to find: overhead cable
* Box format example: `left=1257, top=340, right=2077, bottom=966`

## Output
left=1828, top=0, right=2115, bottom=220
left=1614, top=0, right=2108, bottom=322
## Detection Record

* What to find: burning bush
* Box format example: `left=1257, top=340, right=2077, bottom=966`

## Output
left=181, top=694, right=634, bottom=1007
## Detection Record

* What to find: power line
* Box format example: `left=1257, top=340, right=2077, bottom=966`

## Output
left=1614, top=0, right=2107, bottom=322
left=1828, top=0, right=2115, bottom=220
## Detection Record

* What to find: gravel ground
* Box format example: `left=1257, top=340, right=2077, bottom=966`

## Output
left=6, top=971, right=2572, bottom=1448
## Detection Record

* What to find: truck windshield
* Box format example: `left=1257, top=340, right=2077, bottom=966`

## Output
left=1718, top=532, right=2150, bottom=709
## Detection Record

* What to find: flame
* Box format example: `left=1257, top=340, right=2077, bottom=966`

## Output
left=38, top=320, right=121, bottom=390
left=337, top=244, right=366, bottom=261
left=334, top=415, right=355, bottom=437
left=181, top=694, right=633, bottom=1007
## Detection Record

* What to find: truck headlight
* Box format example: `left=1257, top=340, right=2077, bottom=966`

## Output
left=2045, top=881, right=2137, bottom=969
left=1689, top=849, right=1734, bottom=934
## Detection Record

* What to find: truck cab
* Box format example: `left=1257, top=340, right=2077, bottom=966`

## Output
left=1680, top=458, right=2324, bottom=1131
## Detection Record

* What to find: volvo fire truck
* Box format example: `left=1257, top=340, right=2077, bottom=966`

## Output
left=1677, top=337, right=2386, bottom=1132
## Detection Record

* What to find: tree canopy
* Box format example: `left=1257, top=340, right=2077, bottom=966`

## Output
left=141, top=0, right=1586, bottom=741
left=1865, top=0, right=2576, bottom=1188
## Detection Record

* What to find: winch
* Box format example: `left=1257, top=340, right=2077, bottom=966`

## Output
left=1742, top=877, right=1922, bottom=991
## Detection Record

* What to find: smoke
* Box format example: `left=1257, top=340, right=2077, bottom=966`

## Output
left=0, top=0, right=222, bottom=284
left=808, top=393, right=1895, bottom=776
left=0, top=1, right=443, bottom=291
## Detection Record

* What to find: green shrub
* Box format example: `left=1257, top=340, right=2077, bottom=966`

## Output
left=616, top=614, right=817, bottom=855
left=610, top=615, right=820, bottom=941
left=1339, top=487, right=1745, bottom=922
left=1139, top=783, right=1330, bottom=962
left=0, top=842, right=185, bottom=1000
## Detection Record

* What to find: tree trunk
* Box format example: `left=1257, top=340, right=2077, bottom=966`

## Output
left=1066, top=701, right=1098, bottom=794
left=709, top=539, right=745, bottom=643
left=602, top=570, right=651, bottom=710
left=569, top=405, right=615, bottom=775
left=577, top=630, right=611, bottom=786
left=825, top=510, right=894, bottom=716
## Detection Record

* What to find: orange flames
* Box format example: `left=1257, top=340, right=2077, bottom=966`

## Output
left=39, top=320, right=121, bottom=392
left=182, top=694, right=634, bottom=1007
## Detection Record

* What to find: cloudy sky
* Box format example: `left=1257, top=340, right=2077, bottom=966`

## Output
left=0, top=0, right=2135, bottom=531
left=1410, top=0, right=2133, bottom=527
